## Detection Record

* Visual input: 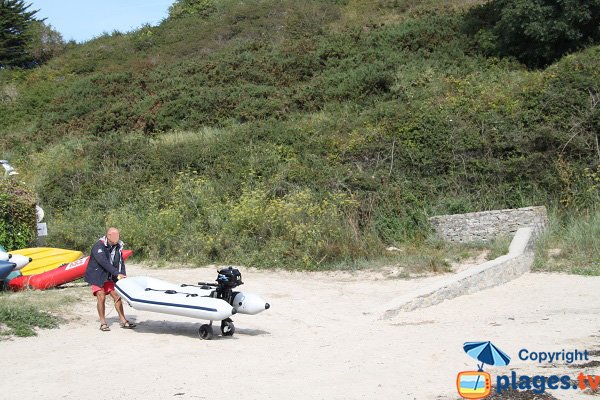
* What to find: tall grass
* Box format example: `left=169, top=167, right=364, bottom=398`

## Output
left=534, top=209, right=600, bottom=275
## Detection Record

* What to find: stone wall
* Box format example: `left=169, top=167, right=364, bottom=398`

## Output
left=428, top=206, right=548, bottom=243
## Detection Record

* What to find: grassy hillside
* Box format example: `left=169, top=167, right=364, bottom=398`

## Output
left=0, top=0, right=598, bottom=270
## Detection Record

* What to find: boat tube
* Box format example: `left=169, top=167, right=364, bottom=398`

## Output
left=116, top=276, right=235, bottom=321
left=6, top=254, right=31, bottom=270
left=0, top=261, right=17, bottom=281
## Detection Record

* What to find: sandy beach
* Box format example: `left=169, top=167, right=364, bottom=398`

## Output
left=1, top=263, right=599, bottom=400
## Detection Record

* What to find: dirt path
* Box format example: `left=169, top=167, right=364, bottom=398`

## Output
left=1, top=264, right=599, bottom=399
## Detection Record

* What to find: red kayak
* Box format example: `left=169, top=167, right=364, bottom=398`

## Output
left=8, top=250, right=133, bottom=291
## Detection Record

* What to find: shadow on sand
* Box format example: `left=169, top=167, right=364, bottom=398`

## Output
left=106, top=317, right=270, bottom=340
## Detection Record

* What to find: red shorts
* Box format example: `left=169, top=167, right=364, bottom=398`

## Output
left=92, top=281, right=115, bottom=296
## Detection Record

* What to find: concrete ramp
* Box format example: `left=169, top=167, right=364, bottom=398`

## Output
left=381, top=226, right=536, bottom=318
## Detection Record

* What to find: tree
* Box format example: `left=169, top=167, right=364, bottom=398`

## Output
left=168, top=0, right=217, bottom=20
left=0, top=0, right=39, bottom=68
left=26, top=21, right=65, bottom=64
left=464, top=0, right=600, bottom=68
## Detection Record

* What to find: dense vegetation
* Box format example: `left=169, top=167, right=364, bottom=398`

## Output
left=0, top=178, right=36, bottom=250
left=0, top=0, right=598, bottom=270
left=464, top=0, right=600, bottom=68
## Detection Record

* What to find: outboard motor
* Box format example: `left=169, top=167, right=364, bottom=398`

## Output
left=198, top=267, right=270, bottom=315
left=190, top=266, right=270, bottom=339
left=213, top=267, right=243, bottom=304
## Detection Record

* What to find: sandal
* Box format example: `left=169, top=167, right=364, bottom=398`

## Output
left=120, top=320, right=136, bottom=329
left=100, top=323, right=110, bottom=332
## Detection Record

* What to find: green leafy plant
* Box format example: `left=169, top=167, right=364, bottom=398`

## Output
left=0, top=178, right=36, bottom=250
left=464, top=0, right=600, bottom=68
left=0, top=302, right=59, bottom=337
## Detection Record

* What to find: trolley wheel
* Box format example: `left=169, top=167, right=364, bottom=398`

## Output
left=221, top=318, right=235, bottom=337
left=198, top=324, right=213, bottom=340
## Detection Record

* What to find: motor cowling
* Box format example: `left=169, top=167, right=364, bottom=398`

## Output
left=216, top=267, right=243, bottom=289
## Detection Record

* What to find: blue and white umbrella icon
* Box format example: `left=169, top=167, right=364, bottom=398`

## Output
left=463, top=341, right=511, bottom=371
left=463, top=341, right=511, bottom=396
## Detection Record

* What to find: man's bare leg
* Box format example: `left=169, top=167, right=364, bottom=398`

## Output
left=109, top=290, right=130, bottom=325
left=96, top=291, right=107, bottom=325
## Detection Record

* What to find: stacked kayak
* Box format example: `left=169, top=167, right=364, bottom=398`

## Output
left=14, top=248, right=83, bottom=276
left=8, top=249, right=132, bottom=291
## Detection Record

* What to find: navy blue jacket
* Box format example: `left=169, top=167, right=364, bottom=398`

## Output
left=84, top=238, right=126, bottom=287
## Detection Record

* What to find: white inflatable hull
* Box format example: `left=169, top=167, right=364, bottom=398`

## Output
left=232, top=292, right=270, bottom=315
left=188, top=286, right=270, bottom=315
left=116, top=276, right=234, bottom=321
left=7, top=254, right=31, bottom=270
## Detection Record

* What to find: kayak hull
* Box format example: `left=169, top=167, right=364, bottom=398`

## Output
left=14, top=248, right=83, bottom=276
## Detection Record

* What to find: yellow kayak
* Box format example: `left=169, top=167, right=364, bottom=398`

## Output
left=14, top=248, right=83, bottom=276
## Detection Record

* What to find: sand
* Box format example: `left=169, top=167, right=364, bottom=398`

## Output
left=1, top=263, right=599, bottom=400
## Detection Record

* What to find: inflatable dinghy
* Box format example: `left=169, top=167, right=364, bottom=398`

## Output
left=116, top=267, right=269, bottom=339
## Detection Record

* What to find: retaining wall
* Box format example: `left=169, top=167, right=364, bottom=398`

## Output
left=428, top=206, right=548, bottom=243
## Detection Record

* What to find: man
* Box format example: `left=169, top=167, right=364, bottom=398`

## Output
left=84, top=227, right=136, bottom=331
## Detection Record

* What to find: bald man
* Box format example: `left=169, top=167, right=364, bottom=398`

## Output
left=84, top=228, right=136, bottom=331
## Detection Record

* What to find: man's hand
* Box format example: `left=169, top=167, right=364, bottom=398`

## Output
left=117, top=274, right=127, bottom=280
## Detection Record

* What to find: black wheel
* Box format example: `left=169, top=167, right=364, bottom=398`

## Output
left=198, top=324, right=213, bottom=340
left=221, top=318, right=235, bottom=337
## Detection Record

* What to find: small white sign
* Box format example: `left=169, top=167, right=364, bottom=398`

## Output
left=37, top=222, right=48, bottom=237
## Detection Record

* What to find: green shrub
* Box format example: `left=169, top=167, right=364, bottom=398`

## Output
left=0, top=178, right=36, bottom=250
left=0, top=302, right=59, bottom=337
left=168, top=0, right=218, bottom=20
left=464, top=0, right=600, bottom=68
